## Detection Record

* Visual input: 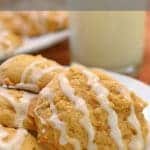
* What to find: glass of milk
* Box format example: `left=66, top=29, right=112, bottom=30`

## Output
left=69, top=11, right=145, bottom=76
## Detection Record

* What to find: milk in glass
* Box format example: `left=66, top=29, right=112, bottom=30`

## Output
left=69, top=11, right=145, bottom=75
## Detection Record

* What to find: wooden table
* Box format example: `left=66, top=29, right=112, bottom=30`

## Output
left=35, top=13, right=150, bottom=85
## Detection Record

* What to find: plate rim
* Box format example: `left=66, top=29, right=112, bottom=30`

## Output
left=107, top=70, right=150, bottom=101
left=0, top=29, right=70, bottom=62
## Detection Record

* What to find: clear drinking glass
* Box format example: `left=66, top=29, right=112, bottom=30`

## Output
left=69, top=11, right=145, bottom=76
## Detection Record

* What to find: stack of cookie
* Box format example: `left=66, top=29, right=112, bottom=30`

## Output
left=0, top=11, right=68, bottom=58
left=0, top=54, right=148, bottom=150
left=0, top=11, right=68, bottom=37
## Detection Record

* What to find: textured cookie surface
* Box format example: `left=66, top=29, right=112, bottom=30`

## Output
left=0, top=54, right=148, bottom=150
left=0, top=87, right=37, bottom=131
left=33, top=65, right=148, bottom=150
left=0, top=11, right=68, bottom=37
left=0, top=125, right=39, bottom=150
left=0, top=54, right=63, bottom=93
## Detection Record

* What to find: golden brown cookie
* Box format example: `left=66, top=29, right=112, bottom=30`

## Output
left=0, top=125, right=39, bottom=150
left=0, top=87, right=37, bottom=131
left=0, top=54, right=63, bottom=93
left=0, top=11, right=68, bottom=37
left=33, top=65, right=148, bottom=150
left=46, top=11, right=68, bottom=32
left=0, top=30, right=22, bottom=57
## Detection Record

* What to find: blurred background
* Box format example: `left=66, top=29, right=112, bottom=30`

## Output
left=0, top=11, right=149, bottom=84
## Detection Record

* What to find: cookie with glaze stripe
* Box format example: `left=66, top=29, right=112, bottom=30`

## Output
left=0, top=54, right=63, bottom=93
left=0, top=87, right=38, bottom=131
left=33, top=65, right=148, bottom=150
left=0, top=125, right=40, bottom=150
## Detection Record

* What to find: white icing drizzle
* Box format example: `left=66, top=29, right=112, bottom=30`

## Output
left=40, top=87, right=81, bottom=150
left=127, top=103, right=144, bottom=150
left=116, top=82, right=144, bottom=150
left=58, top=74, right=97, bottom=150
left=81, top=65, right=148, bottom=150
left=17, top=59, right=61, bottom=92
left=75, top=65, right=125, bottom=150
left=20, top=60, right=45, bottom=84
left=30, top=65, right=63, bottom=83
left=50, top=110, right=80, bottom=150
left=16, top=92, right=36, bottom=127
left=0, top=125, right=27, bottom=150
left=15, top=60, right=44, bottom=92
left=16, top=83, right=39, bottom=93
left=0, top=87, right=35, bottom=127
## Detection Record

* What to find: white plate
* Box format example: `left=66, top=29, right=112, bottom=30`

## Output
left=16, top=30, right=70, bottom=54
left=0, top=30, right=70, bottom=61
left=108, top=71, right=150, bottom=122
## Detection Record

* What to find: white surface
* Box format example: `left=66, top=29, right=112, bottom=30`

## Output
left=16, top=30, right=70, bottom=54
left=0, top=30, right=70, bottom=61
left=109, top=71, right=150, bottom=122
